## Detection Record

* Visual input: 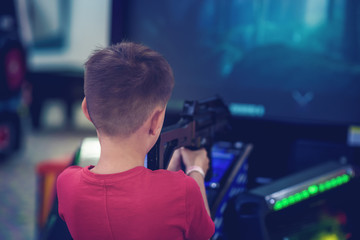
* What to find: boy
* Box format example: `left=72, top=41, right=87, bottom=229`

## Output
left=57, top=41, right=215, bottom=239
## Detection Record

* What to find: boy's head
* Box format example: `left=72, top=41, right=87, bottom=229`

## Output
left=84, top=42, right=174, bottom=137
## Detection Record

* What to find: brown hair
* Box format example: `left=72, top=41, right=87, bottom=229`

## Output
left=84, top=42, right=174, bottom=137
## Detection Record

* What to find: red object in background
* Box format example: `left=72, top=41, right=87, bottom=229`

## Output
left=0, top=125, right=10, bottom=150
left=5, top=48, right=25, bottom=91
left=36, top=157, right=72, bottom=231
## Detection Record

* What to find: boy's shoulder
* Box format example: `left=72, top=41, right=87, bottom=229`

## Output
left=59, top=165, right=82, bottom=176
left=57, top=166, right=82, bottom=184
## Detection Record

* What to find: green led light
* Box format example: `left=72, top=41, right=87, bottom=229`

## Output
left=288, top=195, right=295, bottom=205
left=301, top=190, right=310, bottom=199
left=331, top=178, right=338, bottom=187
left=335, top=176, right=342, bottom=185
left=327, top=180, right=334, bottom=188
left=331, top=179, right=337, bottom=187
left=342, top=174, right=350, bottom=183
left=273, top=173, right=352, bottom=211
left=308, top=185, right=318, bottom=195
left=294, top=193, right=302, bottom=202
left=282, top=198, right=289, bottom=207
left=319, top=183, right=325, bottom=192
left=325, top=180, right=332, bottom=189
left=274, top=201, right=282, bottom=211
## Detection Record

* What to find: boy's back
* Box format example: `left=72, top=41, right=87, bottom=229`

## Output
left=57, top=42, right=214, bottom=239
left=57, top=165, right=214, bottom=240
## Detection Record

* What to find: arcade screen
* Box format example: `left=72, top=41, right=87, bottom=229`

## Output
left=127, top=0, right=360, bottom=125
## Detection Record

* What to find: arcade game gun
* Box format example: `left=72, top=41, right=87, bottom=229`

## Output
left=147, top=96, right=231, bottom=179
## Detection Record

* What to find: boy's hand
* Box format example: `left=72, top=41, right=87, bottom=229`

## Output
left=180, top=148, right=209, bottom=175
left=167, top=148, right=182, bottom=171
left=167, top=148, right=209, bottom=175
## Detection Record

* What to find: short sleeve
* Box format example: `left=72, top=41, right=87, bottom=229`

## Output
left=184, top=177, right=215, bottom=240
left=56, top=168, right=67, bottom=221
left=56, top=166, right=81, bottom=221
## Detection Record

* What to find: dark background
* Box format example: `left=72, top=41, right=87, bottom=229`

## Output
left=112, top=0, right=360, bottom=186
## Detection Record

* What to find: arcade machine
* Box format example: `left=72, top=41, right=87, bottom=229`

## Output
left=0, top=0, right=27, bottom=158
left=38, top=96, right=360, bottom=240
left=223, top=161, right=360, bottom=240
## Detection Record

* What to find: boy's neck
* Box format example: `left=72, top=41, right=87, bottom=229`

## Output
left=91, top=134, right=147, bottom=174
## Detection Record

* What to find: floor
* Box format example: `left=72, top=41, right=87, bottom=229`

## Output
left=0, top=101, right=96, bottom=240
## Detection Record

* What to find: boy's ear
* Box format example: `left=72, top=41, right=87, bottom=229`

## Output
left=82, top=97, right=92, bottom=122
left=149, top=107, right=166, bottom=136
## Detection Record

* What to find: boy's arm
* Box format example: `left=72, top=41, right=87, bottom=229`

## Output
left=167, top=148, right=211, bottom=216
left=187, top=171, right=210, bottom=216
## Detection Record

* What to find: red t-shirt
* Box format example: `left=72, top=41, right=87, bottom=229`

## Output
left=57, top=165, right=214, bottom=240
